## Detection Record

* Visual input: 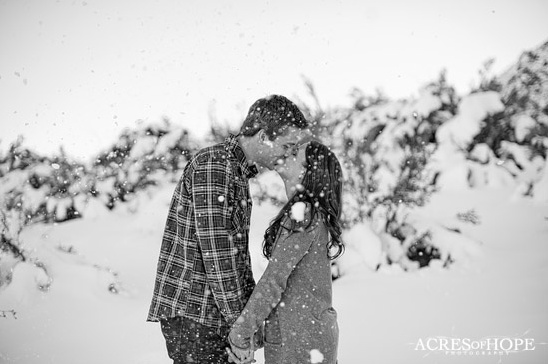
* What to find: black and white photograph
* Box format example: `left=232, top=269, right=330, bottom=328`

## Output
left=1, top=0, right=547, bottom=363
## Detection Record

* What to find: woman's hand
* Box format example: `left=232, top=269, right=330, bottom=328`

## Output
left=228, top=329, right=255, bottom=363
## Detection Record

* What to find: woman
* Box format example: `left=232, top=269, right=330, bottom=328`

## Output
left=228, top=141, right=344, bottom=364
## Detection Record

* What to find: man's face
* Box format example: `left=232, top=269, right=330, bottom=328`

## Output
left=258, top=126, right=311, bottom=170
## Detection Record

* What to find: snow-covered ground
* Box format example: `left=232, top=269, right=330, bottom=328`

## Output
left=0, top=185, right=547, bottom=364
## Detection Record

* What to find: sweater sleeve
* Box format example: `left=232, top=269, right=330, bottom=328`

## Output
left=229, top=207, right=320, bottom=348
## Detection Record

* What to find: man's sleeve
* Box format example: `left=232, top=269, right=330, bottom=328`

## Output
left=191, top=155, right=242, bottom=325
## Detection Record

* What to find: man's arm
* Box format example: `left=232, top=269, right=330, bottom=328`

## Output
left=191, top=154, right=243, bottom=325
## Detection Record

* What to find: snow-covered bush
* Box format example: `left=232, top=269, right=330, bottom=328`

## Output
left=499, top=41, right=548, bottom=134
left=91, top=119, right=197, bottom=209
left=0, top=120, right=199, bottom=289
left=496, top=41, right=548, bottom=196
left=0, top=141, right=88, bottom=289
left=317, top=79, right=456, bottom=269
left=0, top=120, right=197, bottom=236
left=0, top=140, right=90, bottom=225
left=431, top=41, right=548, bottom=197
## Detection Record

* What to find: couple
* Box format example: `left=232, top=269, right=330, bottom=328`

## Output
left=147, top=95, right=344, bottom=364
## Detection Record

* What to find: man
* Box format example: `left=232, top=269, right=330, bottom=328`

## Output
left=147, top=95, right=310, bottom=364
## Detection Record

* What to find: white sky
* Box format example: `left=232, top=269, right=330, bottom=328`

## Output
left=1, top=0, right=547, bottom=161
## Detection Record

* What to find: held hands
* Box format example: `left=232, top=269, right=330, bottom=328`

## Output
left=227, top=323, right=263, bottom=363
left=226, top=346, right=254, bottom=364
left=227, top=330, right=255, bottom=364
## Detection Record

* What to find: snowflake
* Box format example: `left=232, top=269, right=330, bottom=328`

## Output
left=310, top=349, right=324, bottom=363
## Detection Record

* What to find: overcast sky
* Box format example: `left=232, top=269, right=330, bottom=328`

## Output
left=1, top=0, right=547, bottom=161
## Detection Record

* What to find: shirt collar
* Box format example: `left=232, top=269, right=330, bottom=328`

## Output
left=224, top=134, right=258, bottom=178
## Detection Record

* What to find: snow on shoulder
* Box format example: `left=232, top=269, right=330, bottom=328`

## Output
left=310, top=349, right=324, bottom=363
left=290, top=202, right=307, bottom=222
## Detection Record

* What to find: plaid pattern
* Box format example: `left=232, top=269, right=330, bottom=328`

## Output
left=148, top=135, right=257, bottom=336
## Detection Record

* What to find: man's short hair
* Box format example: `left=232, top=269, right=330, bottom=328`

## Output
left=239, top=95, right=308, bottom=140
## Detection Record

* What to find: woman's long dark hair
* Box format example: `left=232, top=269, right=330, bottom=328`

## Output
left=263, top=141, right=344, bottom=260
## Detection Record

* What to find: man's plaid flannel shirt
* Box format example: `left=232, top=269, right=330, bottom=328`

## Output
left=147, top=135, right=257, bottom=337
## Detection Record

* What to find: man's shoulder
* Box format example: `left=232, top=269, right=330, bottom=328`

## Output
left=190, top=142, right=230, bottom=165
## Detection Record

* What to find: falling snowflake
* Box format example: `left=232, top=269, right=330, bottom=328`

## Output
left=218, top=195, right=225, bottom=203
left=310, top=349, right=324, bottom=363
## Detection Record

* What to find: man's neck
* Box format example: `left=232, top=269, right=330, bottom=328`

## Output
left=236, top=135, right=257, bottom=167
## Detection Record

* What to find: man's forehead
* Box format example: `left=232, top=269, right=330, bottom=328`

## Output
left=277, top=126, right=311, bottom=141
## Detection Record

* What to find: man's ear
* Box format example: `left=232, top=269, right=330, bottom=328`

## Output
left=257, top=129, right=267, bottom=143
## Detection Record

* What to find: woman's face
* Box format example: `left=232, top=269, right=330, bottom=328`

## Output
left=275, top=143, right=307, bottom=188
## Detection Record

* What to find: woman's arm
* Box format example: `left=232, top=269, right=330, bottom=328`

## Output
left=229, top=209, right=320, bottom=348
